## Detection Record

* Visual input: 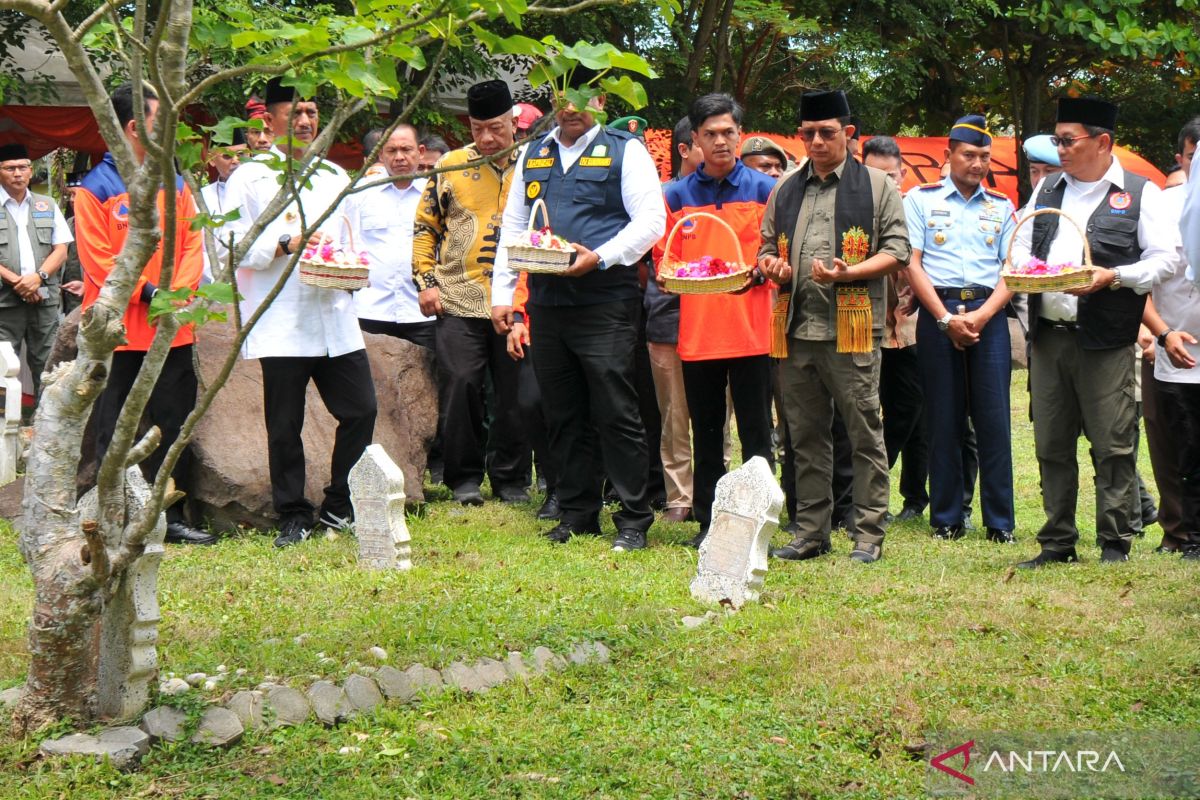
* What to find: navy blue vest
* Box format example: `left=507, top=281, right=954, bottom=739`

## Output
left=522, top=127, right=638, bottom=307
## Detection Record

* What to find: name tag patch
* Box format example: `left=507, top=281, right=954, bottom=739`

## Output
left=578, top=157, right=612, bottom=168
left=526, top=158, right=555, bottom=169
left=931, top=208, right=951, bottom=217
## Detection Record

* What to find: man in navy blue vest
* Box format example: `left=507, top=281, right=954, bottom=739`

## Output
left=491, top=69, right=666, bottom=552
left=1011, top=97, right=1178, bottom=567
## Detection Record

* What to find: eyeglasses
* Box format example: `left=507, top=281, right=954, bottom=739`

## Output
left=0, top=164, right=32, bottom=173
left=1050, top=134, right=1095, bottom=149
left=798, top=127, right=843, bottom=142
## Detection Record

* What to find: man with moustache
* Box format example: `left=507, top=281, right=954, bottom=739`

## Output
left=758, top=90, right=910, bottom=564
left=223, top=77, right=377, bottom=548
left=904, top=116, right=1017, bottom=544
left=492, top=68, right=666, bottom=551
left=413, top=80, right=530, bottom=506
left=1011, top=96, right=1177, bottom=567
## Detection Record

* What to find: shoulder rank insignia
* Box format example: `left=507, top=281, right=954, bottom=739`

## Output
left=983, top=187, right=1009, bottom=201
left=917, top=181, right=943, bottom=191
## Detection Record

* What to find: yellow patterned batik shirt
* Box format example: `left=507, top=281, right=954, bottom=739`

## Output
left=412, top=144, right=514, bottom=319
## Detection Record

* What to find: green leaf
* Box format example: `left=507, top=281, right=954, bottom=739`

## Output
left=599, top=74, right=648, bottom=109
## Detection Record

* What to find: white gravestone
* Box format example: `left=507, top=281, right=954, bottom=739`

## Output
left=78, top=466, right=168, bottom=720
left=0, top=341, right=21, bottom=485
left=690, top=456, right=783, bottom=609
left=348, top=444, right=411, bottom=570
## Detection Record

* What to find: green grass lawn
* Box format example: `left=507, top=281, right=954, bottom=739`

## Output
left=0, top=375, right=1197, bottom=799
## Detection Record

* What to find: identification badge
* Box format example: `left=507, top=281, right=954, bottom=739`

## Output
left=33, top=200, right=49, bottom=212
left=526, top=158, right=555, bottom=169
left=579, top=157, right=612, bottom=168
left=526, top=181, right=541, bottom=199
left=1109, top=192, right=1132, bottom=210
left=931, top=208, right=951, bottom=217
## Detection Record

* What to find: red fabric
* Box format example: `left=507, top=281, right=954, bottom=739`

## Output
left=0, top=106, right=106, bottom=158
left=643, top=132, right=1166, bottom=206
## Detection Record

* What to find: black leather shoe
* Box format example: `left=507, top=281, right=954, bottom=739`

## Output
left=541, top=522, right=600, bottom=543
left=165, top=522, right=218, bottom=545
left=986, top=528, right=1016, bottom=544
left=771, top=539, right=832, bottom=561
left=1155, top=543, right=1180, bottom=554
left=686, top=529, right=708, bottom=549
left=1015, top=548, right=1078, bottom=569
left=612, top=528, right=647, bottom=552
left=1100, top=545, right=1130, bottom=563
left=453, top=483, right=484, bottom=506
left=536, top=491, right=561, bottom=520
left=1141, top=506, right=1159, bottom=528
left=496, top=485, right=530, bottom=504
left=1181, top=546, right=1200, bottom=560
left=933, top=525, right=965, bottom=540
left=896, top=506, right=923, bottom=522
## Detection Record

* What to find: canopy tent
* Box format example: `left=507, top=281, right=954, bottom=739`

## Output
left=642, top=129, right=1166, bottom=206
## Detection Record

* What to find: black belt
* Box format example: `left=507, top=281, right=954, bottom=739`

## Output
left=1038, top=317, right=1079, bottom=332
left=933, top=286, right=992, bottom=301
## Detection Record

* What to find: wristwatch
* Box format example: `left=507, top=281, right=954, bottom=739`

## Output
left=36, top=269, right=49, bottom=282
left=1109, top=268, right=1122, bottom=290
left=596, top=256, right=608, bottom=271
left=278, top=234, right=293, bottom=255
left=1157, top=328, right=1175, bottom=348
left=937, top=312, right=953, bottom=332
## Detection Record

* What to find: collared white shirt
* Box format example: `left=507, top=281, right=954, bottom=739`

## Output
left=200, top=180, right=229, bottom=215
left=347, top=177, right=432, bottom=324
left=2, top=189, right=72, bottom=274
left=1011, top=157, right=1178, bottom=322
left=1156, top=185, right=1200, bottom=383
left=222, top=147, right=364, bottom=359
left=1184, top=162, right=1200, bottom=287
left=491, top=123, right=666, bottom=307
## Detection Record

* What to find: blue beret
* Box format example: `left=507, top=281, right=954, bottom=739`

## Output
left=1023, top=134, right=1061, bottom=166
left=949, top=114, right=991, bottom=147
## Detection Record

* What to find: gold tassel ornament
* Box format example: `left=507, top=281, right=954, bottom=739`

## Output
left=770, top=233, right=791, bottom=358
left=835, top=227, right=873, bottom=354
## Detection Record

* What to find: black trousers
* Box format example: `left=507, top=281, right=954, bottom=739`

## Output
left=1156, top=380, right=1200, bottom=549
left=358, top=318, right=436, bottom=351
left=94, top=345, right=198, bottom=524
left=880, top=344, right=929, bottom=512
left=434, top=315, right=528, bottom=491
left=259, top=350, right=377, bottom=522
left=518, top=346, right=558, bottom=491
left=771, top=359, right=797, bottom=522
left=634, top=306, right=666, bottom=506
left=682, top=355, right=774, bottom=530
left=530, top=298, right=653, bottom=533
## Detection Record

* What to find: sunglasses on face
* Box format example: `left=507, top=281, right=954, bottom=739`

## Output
left=1050, top=134, right=1095, bottom=149
left=798, top=127, right=843, bottom=142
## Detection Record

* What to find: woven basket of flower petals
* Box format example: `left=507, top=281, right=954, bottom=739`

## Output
left=1001, top=208, right=1094, bottom=293
left=659, top=212, right=754, bottom=295
left=508, top=199, right=573, bottom=274
left=298, top=216, right=370, bottom=291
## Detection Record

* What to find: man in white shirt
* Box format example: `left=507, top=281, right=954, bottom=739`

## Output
left=223, top=77, right=377, bottom=548
left=491, top=69, right=666, bottom=552
left=350, top=123, right=434, bottom=349
left=0, top=142, right=72, bottom=405
left=1010, top=96, right=1178, bottom=567
left=200, top=129, right=245, bottom=282
left=1142, top=117, right=1200, bottom=558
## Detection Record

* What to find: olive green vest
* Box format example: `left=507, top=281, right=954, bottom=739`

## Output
left=0, top=192, right=59, bottom=308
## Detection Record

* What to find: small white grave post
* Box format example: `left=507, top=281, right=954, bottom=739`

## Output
left=690, top=456, right=783, bottom=608
left=348, top=444, right=411, bottom=570
left=0, top=341, right=21, bottom=485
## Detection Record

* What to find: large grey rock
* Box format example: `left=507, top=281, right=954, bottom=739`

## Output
left=441, top=661, right=485, bottom=693
left=473, top=658, right=509, bottom=690
left=373, top=666, right=416, bottom=702
left=140, top=705, right=187, bottom=743
left=191, top=706, right=244, bottom=747
left=530, top=646, right=566, bottom=674
left=404, top=663, right=443, bottom=694
left=590, top=641, right=612, bottom=664
left=227, top=690, right=265, bottom=731
left=307, top=681, right=353, bottom=726
left=49, top=316, right=437, bottom=532
left=265, top=686, right=311, bottom=728
left=343, top=674, right=383, bottom=713
left=40, top=727, right=149, bottom=770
